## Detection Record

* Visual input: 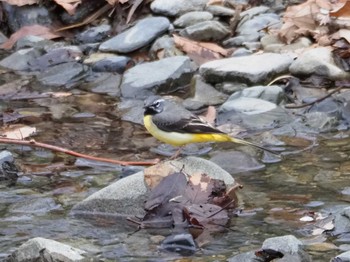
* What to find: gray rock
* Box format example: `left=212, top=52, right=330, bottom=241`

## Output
left=81, top=72, right=121, bottom=97
left=228, top=251, right=263, bottom=262
left=2, top=3, right=53, bottom=32
left=117, top=99, right=144, bottom=124
left=333, top=250, right=350, bottom=262
left=304, top=112, right=339, bottom=132
left=289, top=47, right=350, bottom=80
left=218, top=106, right=292, bottom=131
left=231, top=48, right=253, bottom=57
left=200, top=53, right=294, bottom=85
left=262, top=235, right=311, bottom=262
left=10, top=197, right=61, bottom=214
left=180, top=20, right=230, bottom=41
left=76, top=24, right=111, bottom=44
left=99, top=17, right=170, bottom=53
left=72, top=157, right=234, bottom=217
left=151, top=0, right=208, bottom=16
left=205, top=5, right=235, bottom=16
left=220, top=97, right=277, bottom=114
left=210, top=151, right=265, bottom=174
left=0, top=150, right=18, bottom=184
left=91, top=56, right=132, bottom=73
left=36, top=62, right=88, bottom=88
left=228, top=85, right=285, bottom=104
left=0, top=31, right=8, bottom=45
left=174, top=11, right=213, bottom=28
left=149, top=35, right=183, bottom=59
left=0, top=48, right=42, bottom=71
left=5, top=237, right=86, bottom=262
left=15, top=35, right=47, bottom=50
left=261, top=35, right=312, bottom=53
left=224, top=13, right=281, bottom=46
left=328, top=206, right=350, bottom=236
left=183, top=75, right=228, bottom=110
left=121, top=56, right=195, bottom=99
left=28, top=47, right=83, bottom=72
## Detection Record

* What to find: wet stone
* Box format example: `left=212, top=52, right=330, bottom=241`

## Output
left=91, top=56, right=132, bottom=73
left=149, top=35, right=184, bottom=59
left=227, top=85, right=285, bottom=104
left=99, top=17, right=170, bottom=53
left=160, top=233, right=197, bottom=256
left=262, top=235, right=311, bottom=262
left=200, top=53, right=294, bottom=85
left=76, top=24, right=111, bottom=44
left=5, top=237, right=86, bottom=262
left=180, top=20, right=230, bottom=42
left=183, top=75, right=228, bottom=110
left=28, top=48, right=83, bottom=72
left=224, top=13, right=281, bottom=46
left=120, top=56, right=195, bottom=99
left=0, top=48, right=43, bottom=71
left=151, top=0, right=208, bottom=16
left=15, top=35, right=49, bottom=50
left=10, top=197, right=61, bottom=214
left=36, top=62, right=88, bottom=88
left=82, top=72, right=121, bottom=97
left=2, top=3, right=53, bottom=32
left=174, top=11, right=213, bottom=28
left=220, top=97, right=277, bottom=114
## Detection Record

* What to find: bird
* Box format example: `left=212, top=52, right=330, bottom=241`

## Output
left=143, top=95, right=278, bottom=157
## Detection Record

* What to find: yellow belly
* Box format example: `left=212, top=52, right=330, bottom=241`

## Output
left=143, top=115, right=231, bottom=146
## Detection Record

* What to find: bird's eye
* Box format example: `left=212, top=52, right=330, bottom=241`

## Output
left=153, top=101, right=160, bottom=108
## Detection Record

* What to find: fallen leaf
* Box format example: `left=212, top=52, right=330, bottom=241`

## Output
left=173, top=34, right=230, bottom=65
left=331, top=0, right=350, bottom=18
left=106, top=0, right=129, bottom=5
left=200, top=106, right=216, bottom=126
left=0, top=0, right=38, bottom=6
left=1, top=124, right=36, bottom=139
left=0, top=24, right=61, bottom=50
left=53, top=0, right=81, bottom=15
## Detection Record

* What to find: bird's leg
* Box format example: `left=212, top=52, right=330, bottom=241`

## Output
left=170, top=147, right=182, bottom=160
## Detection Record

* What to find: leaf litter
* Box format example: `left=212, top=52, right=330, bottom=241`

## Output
left=129, top=171, right=241, bottom=248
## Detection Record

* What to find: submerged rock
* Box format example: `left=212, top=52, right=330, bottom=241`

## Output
left=120, top=56, right=195, bottom=99
left=99, top=17, right=170, bottom=53
left=5, top=237, right=86, bottom=262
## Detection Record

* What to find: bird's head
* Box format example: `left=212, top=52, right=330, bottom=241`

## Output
left=144, top=96, right=165, bottom=115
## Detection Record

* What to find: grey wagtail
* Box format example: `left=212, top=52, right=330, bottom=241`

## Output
left=143, top=95, right=278, bottom=156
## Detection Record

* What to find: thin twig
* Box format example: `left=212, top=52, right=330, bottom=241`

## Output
left=285, top=85, right=344, bottom=109
left=0, top=137, right=159, bottom=166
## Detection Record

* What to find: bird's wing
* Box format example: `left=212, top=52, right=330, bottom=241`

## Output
left=153, top=113, right=225, bottom=134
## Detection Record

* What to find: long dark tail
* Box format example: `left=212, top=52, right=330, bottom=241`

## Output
left=229, top=136, right=280, bottom=156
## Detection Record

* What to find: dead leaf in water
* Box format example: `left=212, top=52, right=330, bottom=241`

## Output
left=1, top=124, right=36, bottom=139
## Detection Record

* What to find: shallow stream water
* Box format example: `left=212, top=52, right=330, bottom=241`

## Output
left=0, top=73, right=349, bottom=261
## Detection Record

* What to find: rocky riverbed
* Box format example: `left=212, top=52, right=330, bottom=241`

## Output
left=1, top=0, right=350, bottom=261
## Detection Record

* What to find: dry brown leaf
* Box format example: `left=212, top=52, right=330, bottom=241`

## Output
left=331, top=0, right=350, bottom=18
left=0, top=24, right=61, bottom=50
left=1, top=124, right=36, bottom=139
left=332, top=28, right=350, bottom=43
left=0, top=0, right=38, bottom=6
left=173, top=34, right=229, bottom=65
left=54, top=0, right=81, bottom=15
